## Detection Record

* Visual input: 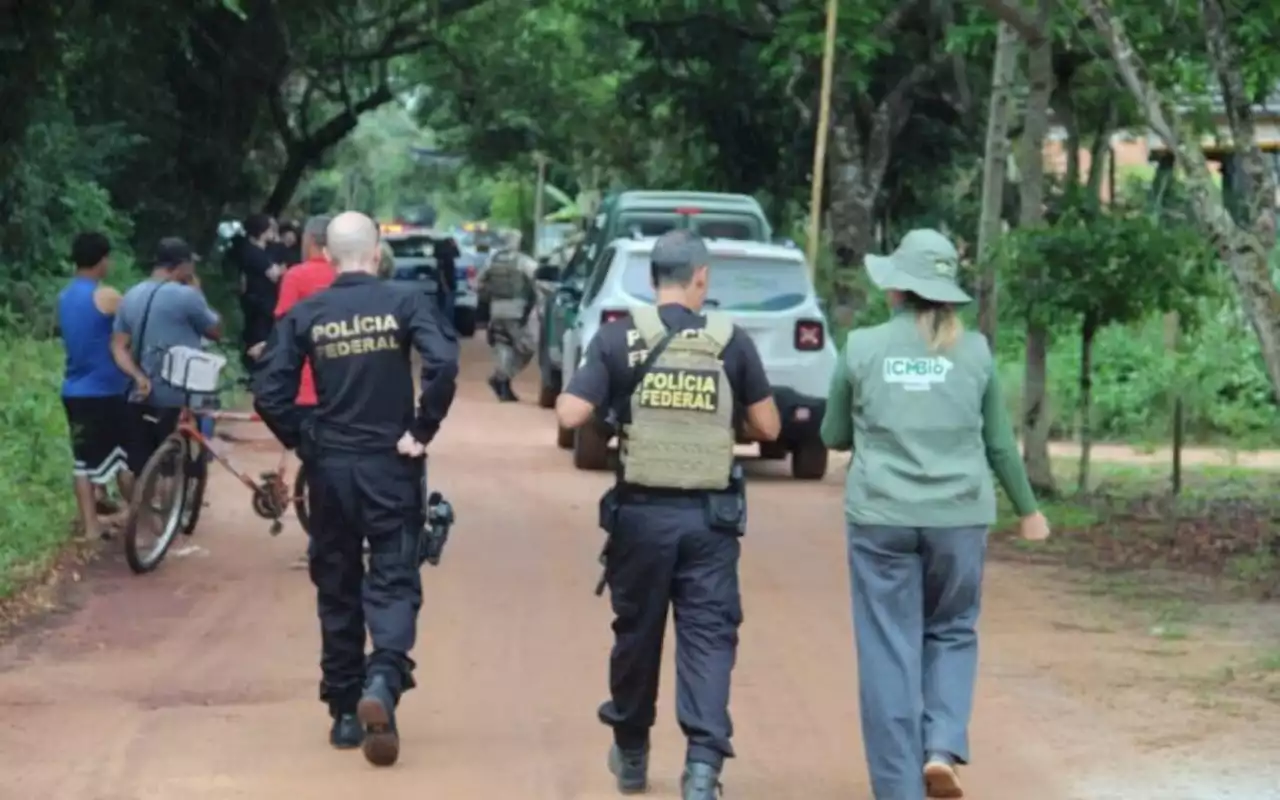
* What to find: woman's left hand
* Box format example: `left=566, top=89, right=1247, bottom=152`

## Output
left=1019, top=511, right=1051, bottom=542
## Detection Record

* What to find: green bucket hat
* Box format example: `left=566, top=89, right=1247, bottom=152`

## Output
left=865, top=228, right=971, bottom=305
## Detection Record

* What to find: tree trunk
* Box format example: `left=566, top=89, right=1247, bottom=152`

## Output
left=263, top=85, right=395, bottom=216
left=1077, top=311, right=1097, bottom=494
left=826, top=114, right=885, bottom=309
left=1018, top=0, right=1057, bottom=495
left=1078, top=0, right=1280, bottom=402
left=976, top=21, right=1021, bottom=346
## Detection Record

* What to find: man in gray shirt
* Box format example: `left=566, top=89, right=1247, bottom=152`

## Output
left=111, top=237, right=222, bottom=474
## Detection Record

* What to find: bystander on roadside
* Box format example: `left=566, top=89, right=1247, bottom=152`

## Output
left=56, top=232, right=134, bottom=540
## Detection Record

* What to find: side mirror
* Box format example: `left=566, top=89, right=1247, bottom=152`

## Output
left=534, top=264, right=561, bottom=282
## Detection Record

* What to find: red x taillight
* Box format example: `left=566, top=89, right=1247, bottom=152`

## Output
left=601, top=309, right=630, bottom=325
left=795, top=319, right=824, bottom=351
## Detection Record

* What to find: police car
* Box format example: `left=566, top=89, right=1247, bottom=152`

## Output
left=382, top=224, right=478, bottom=337
left=551, top=237, right=837, bottom=480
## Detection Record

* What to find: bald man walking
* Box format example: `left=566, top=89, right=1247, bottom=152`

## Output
left=254, top=211, right=460, bottom=767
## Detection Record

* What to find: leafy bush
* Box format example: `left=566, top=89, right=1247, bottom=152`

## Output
left=0, top=336, right=77, bottom=597
left=998, top=307, right=1280, bottom=446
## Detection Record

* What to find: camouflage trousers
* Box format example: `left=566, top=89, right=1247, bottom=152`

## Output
left=488, top=318, right=534, bottom=381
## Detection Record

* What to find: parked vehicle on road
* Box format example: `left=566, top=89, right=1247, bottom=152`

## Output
left=537, top=236, right=834, bottom=480
left=536, top=190, right=773, bottom=409
left=382, top=226, right=478, bottom=337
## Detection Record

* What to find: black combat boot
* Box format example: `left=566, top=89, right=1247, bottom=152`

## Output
left=356, top=674, right=399, bottom=767
left=487, top=375, right=504, bottom=400
left=681, top=762, right=722, bottom=799
left=499, top=380, right=520, bottom=402
left=607, top=744, right=649, bottom=794
left=329, top=712, right=363, bottom=749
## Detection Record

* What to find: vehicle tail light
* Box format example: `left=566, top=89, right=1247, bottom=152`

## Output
left=795, top=319, right=824, bottom=351
left=465, top=265, right=477, bottom=287
left=601, top=309, right=630, bottom=325
left=674, top=207, right=702, bottom=215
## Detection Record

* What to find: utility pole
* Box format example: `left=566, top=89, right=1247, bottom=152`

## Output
left=805, top=0, right=839, bottom=278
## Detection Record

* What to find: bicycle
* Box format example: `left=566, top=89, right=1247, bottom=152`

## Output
left=122, top=348, right=310, bottom=575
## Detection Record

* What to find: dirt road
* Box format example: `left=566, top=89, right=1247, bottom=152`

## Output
left=1, top=338, right=1276, bottom=799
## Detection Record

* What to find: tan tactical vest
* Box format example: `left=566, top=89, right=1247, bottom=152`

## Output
left=621, top=306, right=735, bottom=490
left=485, top=253, right=525, bottom=319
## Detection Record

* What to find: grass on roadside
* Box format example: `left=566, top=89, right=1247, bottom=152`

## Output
left=0, top=337, right=79, bottom=598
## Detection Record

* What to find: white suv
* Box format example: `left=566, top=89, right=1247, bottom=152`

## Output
left=556, top=237, right=836, bottom=479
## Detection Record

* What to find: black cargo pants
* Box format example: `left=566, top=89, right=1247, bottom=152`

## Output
left=307, top=450, right=424, bottom=716
left=598, top=495, right=743, bottom=769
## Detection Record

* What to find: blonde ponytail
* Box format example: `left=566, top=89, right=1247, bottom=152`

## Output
left=913, top=303, right=962, bottom=352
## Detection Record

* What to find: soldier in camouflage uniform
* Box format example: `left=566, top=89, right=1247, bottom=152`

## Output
left=553, top=230, right=781, bottom=800
left=477, top=248, right=537, bottom=402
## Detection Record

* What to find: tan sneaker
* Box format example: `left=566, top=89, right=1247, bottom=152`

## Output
left=925, top=754, right=964, bottom=798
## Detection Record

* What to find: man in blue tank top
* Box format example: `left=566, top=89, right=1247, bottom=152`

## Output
left=57, top=232, right=133, bottom=541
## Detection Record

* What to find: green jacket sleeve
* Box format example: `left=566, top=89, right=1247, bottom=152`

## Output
left=820, top=351, right=854, bottom=451
left=982, top=370, right=1038, bottom=516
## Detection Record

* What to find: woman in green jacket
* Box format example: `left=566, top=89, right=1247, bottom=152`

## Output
left=820, top=229, right=1050, bottom=800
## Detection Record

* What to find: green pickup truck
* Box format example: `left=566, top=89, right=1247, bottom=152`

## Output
left=533, top=190, right=773, bottom=408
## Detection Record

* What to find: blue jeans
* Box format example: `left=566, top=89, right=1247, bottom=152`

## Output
left=846, top=523, right=987, bottom=800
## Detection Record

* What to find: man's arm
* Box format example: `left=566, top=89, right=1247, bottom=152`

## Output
left=109, top=307, right=150, bottom=391
left=728, top=329, right=780, bottom=441
left=518, top=273, right=537, bottom=326
left=180, top=285, right=223, bottom=341
left=93, top=285, right=122, bottom=316
left=556, top=331, right=613, bottom=429
left=406, top=293, right=461, bottom=445
left=251, top=313, right=307, bottom=450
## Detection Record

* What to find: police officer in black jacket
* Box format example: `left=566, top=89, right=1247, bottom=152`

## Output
left=555, top=230, right=781, bottom=800
left=254, top=211, right=459, bottom=768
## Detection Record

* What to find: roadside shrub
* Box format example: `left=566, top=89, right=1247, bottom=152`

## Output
left=998, top=308, right=1280, bottom=446
left=0, top=336, right=76, bottom=597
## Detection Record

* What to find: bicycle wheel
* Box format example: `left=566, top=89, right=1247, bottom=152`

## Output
left=180, top=437, right=209, bottom=536
left=293, top=462, right=311, bottom=535
left=123, top=436, right=189, bottom=574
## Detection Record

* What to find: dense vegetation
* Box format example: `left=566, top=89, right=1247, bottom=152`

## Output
left=3, top=0, right=1280, bottom=592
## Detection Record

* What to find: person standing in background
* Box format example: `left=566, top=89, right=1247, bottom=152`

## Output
left=432, top=234, right=460, bottom=320
left=237, top=213, right=284, bottom=373
left=266, top=214, right=335, bottom=568
left=56, top=232, right=134, bottom=540
left=273, top=220, right=302, bottom=267
left=111, top=238, right=223, bottom=476
left=820, top=229, right=1050, bottom=800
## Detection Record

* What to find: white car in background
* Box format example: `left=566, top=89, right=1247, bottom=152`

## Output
left=556, top=237, right=837, bottom=479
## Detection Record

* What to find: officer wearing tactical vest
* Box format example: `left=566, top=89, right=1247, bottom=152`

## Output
left=477, top=246, right=537, bottom=401
left=254, top=211, right=459, bottom=768
left=820, top=229, right=1050, bottom=800
left=556, top=229, right=780, bottom=800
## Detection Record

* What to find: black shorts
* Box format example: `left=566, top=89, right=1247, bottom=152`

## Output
left=63, top=396, right=130, bottom=484
left=125, top=404, right=182, bottom=475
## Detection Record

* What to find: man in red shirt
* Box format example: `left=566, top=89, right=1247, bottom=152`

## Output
left=273, top=214, right=337, bottom=402
left=270, top=214, right=334, bottom=566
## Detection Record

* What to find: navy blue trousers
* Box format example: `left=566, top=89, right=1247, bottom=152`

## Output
left=599, top=497, right=742, bottom=768
left=307, top=451, right=424, bottom=716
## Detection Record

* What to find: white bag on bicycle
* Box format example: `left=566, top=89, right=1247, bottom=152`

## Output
left=161, top=346, right=226, bottom=394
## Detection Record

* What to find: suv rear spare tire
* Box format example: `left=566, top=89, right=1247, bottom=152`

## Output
left=791, top=440, right=828, bottom=480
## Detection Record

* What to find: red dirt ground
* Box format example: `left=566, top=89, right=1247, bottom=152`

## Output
left=0, top=337, right=1276, bottom=799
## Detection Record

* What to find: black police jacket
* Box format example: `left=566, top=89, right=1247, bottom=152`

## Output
left=254, top=272, right=460, bottom=454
